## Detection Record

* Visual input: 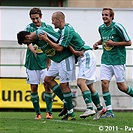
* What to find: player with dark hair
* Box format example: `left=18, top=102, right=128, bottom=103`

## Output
left=24, top=7, right=53, bottom=120
left=17, top=27, right=76, bottom=121
left=93, top=7, right=133, bottom=118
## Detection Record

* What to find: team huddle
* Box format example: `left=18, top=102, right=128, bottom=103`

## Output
left=17, top=7, right=133, bottom=121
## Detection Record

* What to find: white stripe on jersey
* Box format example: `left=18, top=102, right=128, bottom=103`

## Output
left=115, top=22, right=130, bottom=41
left=38, top=29, right=58, bottom=42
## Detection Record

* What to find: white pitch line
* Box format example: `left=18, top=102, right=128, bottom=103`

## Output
left=52, top=119, right=101, bottom=127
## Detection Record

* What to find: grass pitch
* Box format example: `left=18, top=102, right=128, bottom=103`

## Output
left=0, top=111, right=133, bottom=133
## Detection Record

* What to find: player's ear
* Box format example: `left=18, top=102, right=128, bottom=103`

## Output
left=25, top=35, right=29, bottom=39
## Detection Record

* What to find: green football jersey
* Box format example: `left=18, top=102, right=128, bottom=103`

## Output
left=35, top=27, right=72, bottom=63
left=58, top=23, right=92, bottom=51
left=99, top=22, right=131, bottom=65
left=25, top=22, right=53, bottom=70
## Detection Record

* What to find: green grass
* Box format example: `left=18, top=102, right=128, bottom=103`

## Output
left=0, top=111, right=133, bottom=133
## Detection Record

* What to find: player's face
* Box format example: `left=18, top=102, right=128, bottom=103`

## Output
left=23, top=35, right=33, bottom=45
left=23, top=39, right=32, bottom=45
left=102, top=10, right=112, bottom=26
left=30, top=14, right=42, bottom=27
left=52, top=15, right=61, bottom=29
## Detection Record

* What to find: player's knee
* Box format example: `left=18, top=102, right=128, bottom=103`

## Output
left=44, top=76, right=52, bottom=84
left=102, top=80, right=109, bottom=87
left=117, top=83, right=127, bottom=92
left=101, top=80, right=109, bottom=92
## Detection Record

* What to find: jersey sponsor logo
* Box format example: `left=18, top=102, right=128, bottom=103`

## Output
left=45, top=48, right=56, bottom=56
left=103, top=36, right=114, bottom=51
left=103, top=42, right=114, bottom=51
left=33, top=44, right=43, bottom=53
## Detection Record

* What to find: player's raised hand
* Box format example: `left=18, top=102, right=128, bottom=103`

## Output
left=38, top=32, right=48, bottom=42
left=75, top=50, right=84, bottom=57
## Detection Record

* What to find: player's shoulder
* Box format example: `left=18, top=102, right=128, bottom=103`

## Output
left=99, top=24, right=105, bottom=29
left=25, top=23, right=35, bottom=31
left=26, top=23, right=35, bottom=28
left=64, top=23, right=75, bottom=32
left=113, top=22, right=125, bottom=29
left=98, top=24, right=105, bottom=32
left=42, top=22, right=53, bottom=29
left=66, top=23, right=73, bottom=28
left=113, top=22, right=127, bottom=33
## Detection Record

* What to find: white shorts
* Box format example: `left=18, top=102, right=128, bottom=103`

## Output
left=100, top=64, right=126, bottom=82
left=46, top=55, right=76, bottom=83
left=78, top=50, right=97, bottom=85
left=26, top=68, right=48, bottom=84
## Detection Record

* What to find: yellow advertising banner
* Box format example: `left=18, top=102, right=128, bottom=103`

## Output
left=0, top=78, right=63, bottom=109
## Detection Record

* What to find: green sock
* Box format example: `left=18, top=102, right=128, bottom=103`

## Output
left=52, top=84, right=64, bottom=100
left=51, top=84, right=67, bottom=108
left=82, top=90, right=93, bottom=110
left=126, top=86, right=133, bottom=97
left=63, top=92, right=74, bottom=117
left=31, top=92, right=41, bottom=114
left=44, top=92, right=53, bottom=113
left=103, top=91, right=113, bottom=114
left=91, top=91, right=103, bottom=111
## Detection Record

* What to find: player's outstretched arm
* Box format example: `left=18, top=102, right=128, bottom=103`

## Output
left=69, top=45, right=84, bottom=57
left=38, top=33, right=63, bottom=52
